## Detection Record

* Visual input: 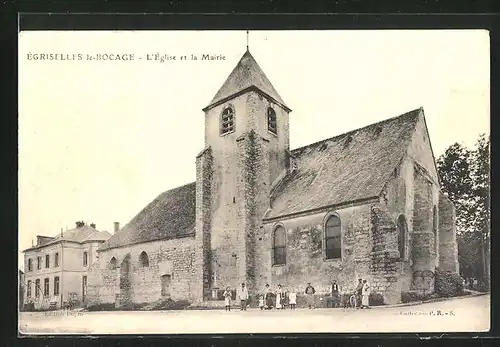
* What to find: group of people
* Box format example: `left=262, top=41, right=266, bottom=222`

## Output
left=222, top=279, right=371, bottom=311
left=463, top=276, right=479, bottom=290
left=222, top=282, right=301, bottom=311
left=329, top=279, right=370, bottom=309
left=259, top=283, right=304, bottom=310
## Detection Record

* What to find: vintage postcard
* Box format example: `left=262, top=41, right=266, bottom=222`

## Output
left=18, top=29, right=490, bottom=335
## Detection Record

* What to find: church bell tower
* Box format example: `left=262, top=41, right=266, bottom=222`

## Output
left=196, top=46, right=291, bottom=299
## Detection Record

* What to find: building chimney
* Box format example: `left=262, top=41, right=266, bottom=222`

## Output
left=90, top=223, right=96, bottom=229
left=114, top=222, right=120, bottom=233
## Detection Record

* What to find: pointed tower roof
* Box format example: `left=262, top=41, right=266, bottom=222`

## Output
left=203, top=50, right=290, bottom=112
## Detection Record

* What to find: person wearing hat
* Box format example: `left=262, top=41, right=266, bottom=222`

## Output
left=331, top=280, right=340, bottom=308
left=355, top=279, right=363, bottom=309
left=305, top=282, right=316, bottom=309
left=238, top=283, right=249, bottom=311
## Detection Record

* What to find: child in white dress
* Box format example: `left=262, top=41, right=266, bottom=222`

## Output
left=223, top=286, right=232, bottom=311
left=259, top=295, right=265, bottom=310
left=288, top=288, right=297, bottom=310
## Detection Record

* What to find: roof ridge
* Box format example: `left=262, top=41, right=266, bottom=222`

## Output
left=291, top=108, right=422, bottom=154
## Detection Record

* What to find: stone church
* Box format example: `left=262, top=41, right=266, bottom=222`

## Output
left=87, top=49, right=459, bottom=306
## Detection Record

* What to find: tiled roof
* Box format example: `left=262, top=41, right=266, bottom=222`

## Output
left=264, top=108, right=423, bottom=220
left=83, top=230, right=112, bottom=242
left=56, top=225, right=99, bottom=243
left=23, top=225, right=107, bottom=252
left=204, top=50, right=288, bottom=111
left=98, top=182, right=196, bottom=251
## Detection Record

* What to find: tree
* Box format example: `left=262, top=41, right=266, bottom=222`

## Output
left=436, top=143, right=474, bottom=235
left=437, top=134, right=490, bottom=287
left=470, top=134, right=490, bottom=285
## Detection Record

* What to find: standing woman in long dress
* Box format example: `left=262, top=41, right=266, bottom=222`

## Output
left=265, top=284, right=273, bottom=309
left=361, top=280, right=370, bottom=309
left=275, top=284, right=283, bottom=309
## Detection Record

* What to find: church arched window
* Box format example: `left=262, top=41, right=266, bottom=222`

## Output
left=397, top=215, right=408, bottom=260
left=139, top=251, right=149, bottom=267
left=220, top=106, right=235, bottom=135
left=273, top=226, right=286, bottom=265
left=267, top=107, right=277, bottom=135
left=109, top=257, right=117, bottom=270
left=325, top=215, right=342, bottom=260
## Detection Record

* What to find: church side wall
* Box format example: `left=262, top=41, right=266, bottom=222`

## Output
left=90, top=237, right=198, bottom=305
left=258, top=203, right=373, bottom=298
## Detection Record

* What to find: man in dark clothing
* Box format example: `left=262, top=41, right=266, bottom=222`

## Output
left=355, top=279, right=363, bottom=309
left=305, top=282, right=316, bottom=309
left=331, top=280, right=340, bottom=308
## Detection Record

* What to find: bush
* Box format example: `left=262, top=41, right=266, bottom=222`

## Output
left=23, top=303, right=35, bottom=311
left=475, top=281, right=490, bottom=293
left=122, top=302, right=148, bottom=311
left=434, top=269, right=464, bottom=297
left=151, top=299, right=191, bottom=310
left=401, top=291, right=434, bottom=303
left=86, top=303, right=116, bottom=311
left=369, top=292, right=384, bottom=306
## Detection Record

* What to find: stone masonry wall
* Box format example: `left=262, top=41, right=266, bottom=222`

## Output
left=369, top=205, right=403, bottom=304
left=195, top=147, right=213, bottom=300
left=87, top=237, right=198, bottom=306
left=235, top=129, right=275, bottom=293
left=411, top=167, right=437, bottom=294
left=204, top=93, right=249, bottom=291
left=258, top=203, right=373, bottom=297
left=407, top=111, right=439, bottom=183
left=203, top=90, right=290, bottom=295
left=438, top=193, right=459, bottom=273
left=378, top=157, right=414, bottom=295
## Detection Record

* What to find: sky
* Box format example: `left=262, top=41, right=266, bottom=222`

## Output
left=18, top=30, right=490, bottom=268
